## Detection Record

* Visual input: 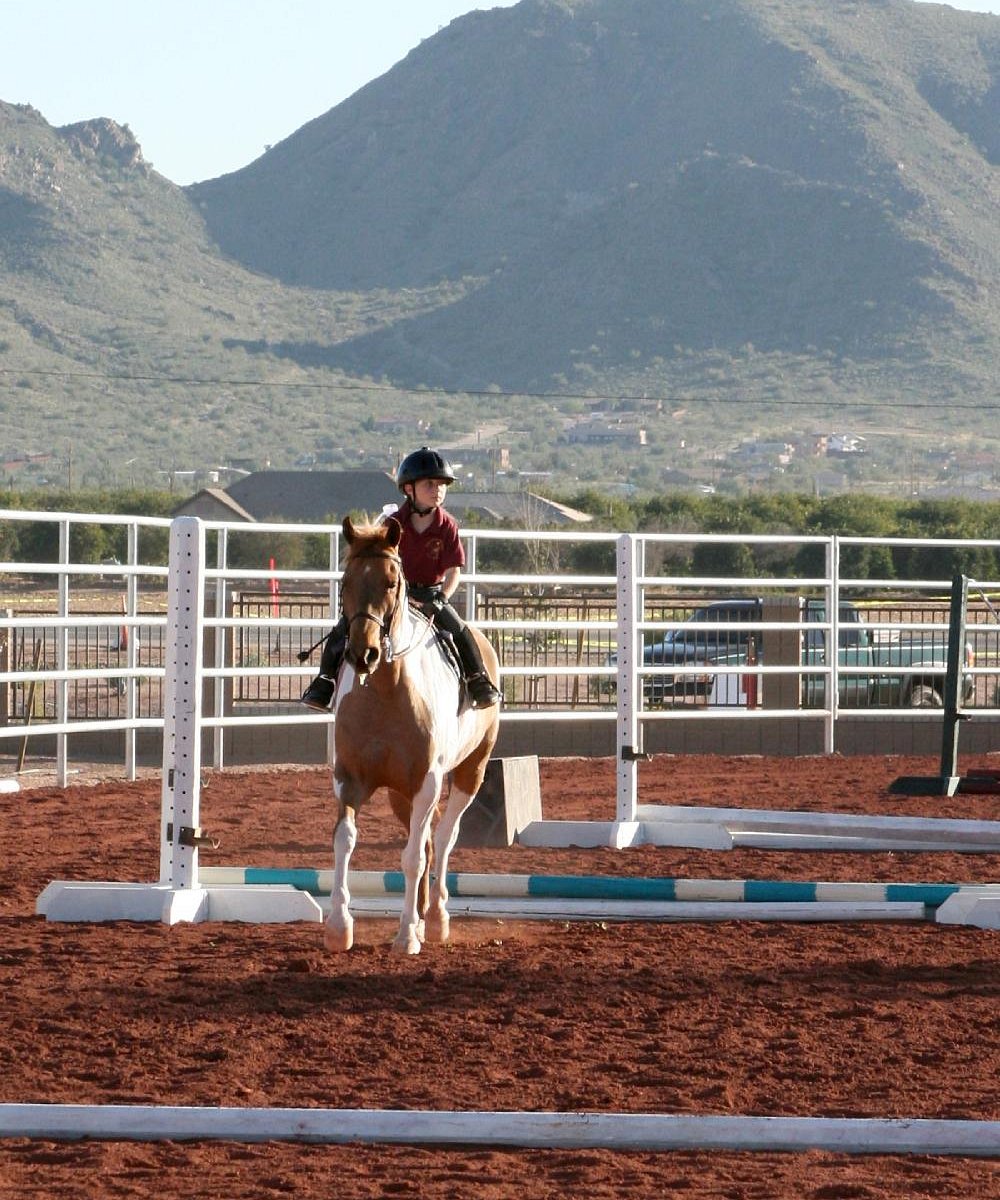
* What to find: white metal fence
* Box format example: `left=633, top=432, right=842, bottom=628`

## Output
left=2, top=510, right=1000, bottom=787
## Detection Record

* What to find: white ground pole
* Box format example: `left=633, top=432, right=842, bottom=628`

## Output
left=1, top=1104, right=999, bottom=1155
left=36, top=517, right=321, bottom=925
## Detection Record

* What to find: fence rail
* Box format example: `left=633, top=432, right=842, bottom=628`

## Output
left=2, top=511, right=1000, bottom=784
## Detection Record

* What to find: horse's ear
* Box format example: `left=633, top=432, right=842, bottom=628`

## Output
left=343, top=515, right=357, bottom=544
left=383, top=516, right=402, bottom=548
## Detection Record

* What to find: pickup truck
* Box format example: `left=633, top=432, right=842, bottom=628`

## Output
left=609, top=597, right=972, bottom=708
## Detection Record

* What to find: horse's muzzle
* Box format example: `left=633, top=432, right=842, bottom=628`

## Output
left=346, top=644, right=381, bottom=675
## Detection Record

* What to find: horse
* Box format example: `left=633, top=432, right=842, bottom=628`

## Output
left=324, top=515, right=501, bottom=955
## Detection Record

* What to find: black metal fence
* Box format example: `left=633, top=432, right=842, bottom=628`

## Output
left=4, top=590, right=1000, bottom=722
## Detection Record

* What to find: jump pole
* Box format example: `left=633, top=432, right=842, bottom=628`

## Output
left=2, top=1104, right=999, bottom=1156
left=196, top=866, right=991, bottom=908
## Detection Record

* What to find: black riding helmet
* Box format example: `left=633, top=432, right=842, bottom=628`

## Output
left=396, top=447, right=456, bottom=490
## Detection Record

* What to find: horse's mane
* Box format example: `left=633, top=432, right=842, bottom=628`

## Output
left=344, top=514, right=401, bottom=560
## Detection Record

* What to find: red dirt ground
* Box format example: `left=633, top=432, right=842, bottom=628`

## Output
left=3, top=752, right=1000, bottom=1199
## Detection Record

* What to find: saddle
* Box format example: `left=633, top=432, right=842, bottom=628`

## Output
left=409, top=600, right=464, bottom=685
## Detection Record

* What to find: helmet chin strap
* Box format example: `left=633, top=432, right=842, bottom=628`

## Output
left=405, top=485, right=434, bottom=517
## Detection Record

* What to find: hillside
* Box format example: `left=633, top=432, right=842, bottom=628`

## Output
left=190, top=0, right=1000, bottom=397
left=1, top=0, right=999, bottom=498
left=0, top=101, right=475, bottom=485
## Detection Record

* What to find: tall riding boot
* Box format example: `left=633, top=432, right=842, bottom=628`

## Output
left=448, top=622, right=502, bottom=709
left=301, top=617, right=348, bottom=711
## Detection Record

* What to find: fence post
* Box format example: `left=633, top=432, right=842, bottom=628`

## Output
left=825, top=537, right=839, bottom=755
left=124, top=521, right=139, bottom=780
left=56, top=519, right=70, bottom=787
left=464, top=533, right=477, bottom=623
left=211, top=526, right=228, bottom=771
left=615, top=533, right=640, bottom=836
left=158, top=517, right=206, bottom=894
left=0, top=609, right=9, bottom=727
left=938, top=574, right=969, bottom=781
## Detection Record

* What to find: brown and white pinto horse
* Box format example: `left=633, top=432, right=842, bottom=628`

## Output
left=325, top=516, right=501, bottom=955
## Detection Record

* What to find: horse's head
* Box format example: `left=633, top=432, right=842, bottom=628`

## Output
left=340, top=515, right=405, bottom=678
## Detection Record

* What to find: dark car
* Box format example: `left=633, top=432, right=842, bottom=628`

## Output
left=605, top=597, right=969, bottom=708
left=595, top=599, right=762, bottom=703
left=639, top=599, right=762, bottom=701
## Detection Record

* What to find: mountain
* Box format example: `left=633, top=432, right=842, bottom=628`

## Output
left=0, top=101, right=463, bottom=485
left=189, top=0, right=1000, bottom=395
left=1, top=0, right=999, bottom=497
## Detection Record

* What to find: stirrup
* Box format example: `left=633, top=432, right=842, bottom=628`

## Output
left=301, top=675, right=336, bottom=712
left=466, top=673, right=502, bottom=709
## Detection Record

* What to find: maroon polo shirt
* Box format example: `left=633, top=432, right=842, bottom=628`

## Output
left=394, top=499, right=465, bottom=586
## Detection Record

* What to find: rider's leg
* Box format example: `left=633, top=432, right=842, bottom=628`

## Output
left=429, top=601, right=501, bottom=709
left=301, top=615, right=348, bottom=711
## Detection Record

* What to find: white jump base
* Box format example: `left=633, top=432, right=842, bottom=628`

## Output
left=518, top=805, right=1000, bottom=854
left=36, top=882, right=324, bottom=925
left=2, top=1103, right=999, bottom=1156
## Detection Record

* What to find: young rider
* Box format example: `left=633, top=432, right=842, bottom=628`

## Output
left=301, top=446, right=502, bottom=711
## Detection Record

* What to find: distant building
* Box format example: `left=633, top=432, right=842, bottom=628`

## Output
left=173, top=487, right=256, bottom=523
left=173, top=470, right=592, bottom=527
left=825, top=433, right=867, bottom=457
left=734, top=440, right=794, bottom=467
left=174, top=470, right=398, bottom=524
left=446, top=491, right=591, bottom=527
left=566, top=417, right=647, bottom=446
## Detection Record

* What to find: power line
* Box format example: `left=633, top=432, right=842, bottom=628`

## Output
left=0, top=365, right=998, bottom=410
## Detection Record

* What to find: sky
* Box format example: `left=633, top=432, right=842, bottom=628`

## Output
left=4, top=0, right=999, bottom=187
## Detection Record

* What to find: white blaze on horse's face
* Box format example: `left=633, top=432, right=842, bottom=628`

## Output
left=342, top=550, right=403, bottom=678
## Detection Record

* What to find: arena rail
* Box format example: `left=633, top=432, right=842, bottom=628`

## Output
left=5, top=511, right=1000, bottom=789
left=24, top=515, right=1000, bottom=928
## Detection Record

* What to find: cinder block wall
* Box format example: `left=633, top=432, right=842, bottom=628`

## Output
left=17, top=712, right=1000, bottom=771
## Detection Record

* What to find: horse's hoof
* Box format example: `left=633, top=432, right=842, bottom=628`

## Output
left=391, top=932, right=422, bottom=955
left=324, top=921, right=354, bottom=952
left=424, top=909, right=450, bottom=944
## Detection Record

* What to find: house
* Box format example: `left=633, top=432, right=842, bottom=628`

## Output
left=174, top=470, right=592, bottom=528
left=826, top=433, right=867, bottom=457
left=173, top=470, right=398, bottom=524
left=735, top=439, right=795, bottom=467
left=445, top=491, right=592, bottom=527
left=173, top=487, right=256, bottom=523
left=566, top=417, right=647, bottom=446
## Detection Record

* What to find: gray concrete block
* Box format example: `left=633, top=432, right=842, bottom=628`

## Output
left=455, top=756, right=543, bottom=848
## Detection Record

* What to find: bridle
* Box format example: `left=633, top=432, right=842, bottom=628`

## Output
left=341, top=548, right=423, bottom=665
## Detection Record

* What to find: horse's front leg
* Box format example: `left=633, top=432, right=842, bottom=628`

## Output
left=324, top=792, right=358, bottom=952
left=424, top=783, right=475, bottom=945
left=393, top=772, right=441, bottom=955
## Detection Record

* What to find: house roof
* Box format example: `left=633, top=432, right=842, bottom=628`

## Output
left=223, top=470, right=399, bottom=523
left=176, top=472, right=593, bottom=528
left=172, top=487, right=256, bottom=523
left=445, top=491, right=592, bottom=526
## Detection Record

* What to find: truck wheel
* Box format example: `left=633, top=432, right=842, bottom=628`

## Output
left=907, top=683, right=942, bottom=708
